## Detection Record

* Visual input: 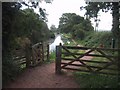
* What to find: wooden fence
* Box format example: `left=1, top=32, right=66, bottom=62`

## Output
left=13, top=42, right=49, bottom=69
left=31, top=42, right=49, bottom=66
left=56, top=43, right=119, bottom=75
left=13, top=49, right=27, bottom=69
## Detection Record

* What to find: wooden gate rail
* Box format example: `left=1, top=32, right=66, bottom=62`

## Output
left=13, top=56, right=26, bottom=67
left=32, top=43, right=43, bottom=66
left=13, top=42, right=49, bottom=69
left=62, top=52, right=117, bottom=58
left=55, top=44, right=119, bottom=75
left=31, top=42, right=49, bottom=66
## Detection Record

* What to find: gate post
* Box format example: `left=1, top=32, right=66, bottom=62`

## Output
left=32, top=47, right=36, bottom=66
left=47, top=44, right=49, bottom=62
left=25, top=43, right=31, bottom=68
left=55, top=43, right=62, bottom=74
left=41, top=43, right=44, bottom=61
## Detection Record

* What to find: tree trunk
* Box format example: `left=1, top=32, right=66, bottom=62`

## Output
left=112, top=2, right=120, bottom=87
left=112, top=2, right=119, bottom=43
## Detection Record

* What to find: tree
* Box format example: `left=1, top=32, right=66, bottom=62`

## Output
left=82, top=18, right=94, bottom=31
left=21, top=0, right=53, bottom=22
left=81, top=1, right=119, bottom=46
left=59, top=13, right=84, bottom=28
left=50, top=25, right=58, bottom=32
left=81, top=1, right=120, bottom=87
left=11, top=8, right=50, bottom=45
left=2, top=1, right=52, bottom=85
left=72, top=24, right=85, bottom=39
left=58, top=13, right=94, bottom=39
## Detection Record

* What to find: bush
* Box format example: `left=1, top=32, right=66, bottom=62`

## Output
left=82, top=31, right=116, bottom=48
left=74, top=29, right=85, bottom=40
left=2, top=52, right=21, bottom=86
left=49, top=31, right=55, bottom=39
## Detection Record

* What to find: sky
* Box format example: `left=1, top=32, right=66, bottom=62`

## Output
left=24, top=0, right=113, bottom=31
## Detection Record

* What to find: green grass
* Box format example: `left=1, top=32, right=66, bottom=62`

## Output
left=49, top=51, right=56, bottom=62
left=73, top=72, right=119, bottom=88
left=73, top=53, right=118, bottom=88
left=62, top=31, right=118, bottom=49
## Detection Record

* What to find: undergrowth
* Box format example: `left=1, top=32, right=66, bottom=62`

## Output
left=49, top=51, right=56, bottom=62
left=73, top=72, right=119, bottom=88
left=82, top=31, right=117, bottom=48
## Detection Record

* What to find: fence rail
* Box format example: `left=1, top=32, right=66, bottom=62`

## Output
left=31, top=42, right=49, bottom=66
left=56, top=44, right=119, bottom=75
left=13, top=42, right=49, bottom=69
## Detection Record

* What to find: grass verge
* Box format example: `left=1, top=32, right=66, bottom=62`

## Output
left=49, top=51, right=56, bottom=62
left=73, top=72, right=118, bottom=88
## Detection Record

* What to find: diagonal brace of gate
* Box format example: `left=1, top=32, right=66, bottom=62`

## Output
left=96, top=49, right=115, bottom=63
left=94, top=49, right=116, bottom=72
left=61, top=46, right=94, bottom=71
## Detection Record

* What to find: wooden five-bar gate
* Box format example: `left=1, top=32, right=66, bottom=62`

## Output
left=13, top=42, right=49, bottom=69
left=56, top=44, right=119, bottom=75
left=31, top=42, right=49, bottom=66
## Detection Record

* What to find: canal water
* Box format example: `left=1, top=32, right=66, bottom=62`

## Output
left=49, top=35, right=64, bottom=52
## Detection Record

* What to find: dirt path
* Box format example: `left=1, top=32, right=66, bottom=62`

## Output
left=5, top=62, right=80, bottom=88
left=4, top=48, right=94, bottom=88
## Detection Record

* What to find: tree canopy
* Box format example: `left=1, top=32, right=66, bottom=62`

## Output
left=81, top=2, right=119, bottom=38
left=58, top=13, right=94, bottom=39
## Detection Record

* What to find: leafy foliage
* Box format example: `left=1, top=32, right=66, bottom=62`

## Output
left=82, top=31, right=116, bottom=48
left=71, top=24, right=85, bottom=39
left=2, top=2, right=52, bottom=86
left=82, top=2, right=113, bottom=18
left=9, top=8, right=51, bottom=45
left=58, top=13, right=94, bottom=39
left=82, top=2, right=119, bottom=46
left=21, top=1, right=53, bottom=22
left=50, top=25, right=59, bottom=33
left=2, top=2, right=22, bottom=86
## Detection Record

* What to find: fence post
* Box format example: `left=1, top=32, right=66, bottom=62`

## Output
left=41, top=43, right=44, bottom=61
left=55, top=43, right=62, bottom=74
left=32, top=47, right=36, bottom=66
left=25, top=44, right=31, bottom=68
left=111, top=38, right=115, bottom=48
left=47, top=44, right=49, bottom=62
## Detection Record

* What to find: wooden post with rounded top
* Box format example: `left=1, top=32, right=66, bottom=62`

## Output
left=55, top=43, right=62, bottom=74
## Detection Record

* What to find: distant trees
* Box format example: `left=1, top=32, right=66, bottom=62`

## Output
left=50, top=25, right=57, bottom=32
left=50, top=25, right=59, bottom=33
left=58, top=13, right=94, bottom=39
